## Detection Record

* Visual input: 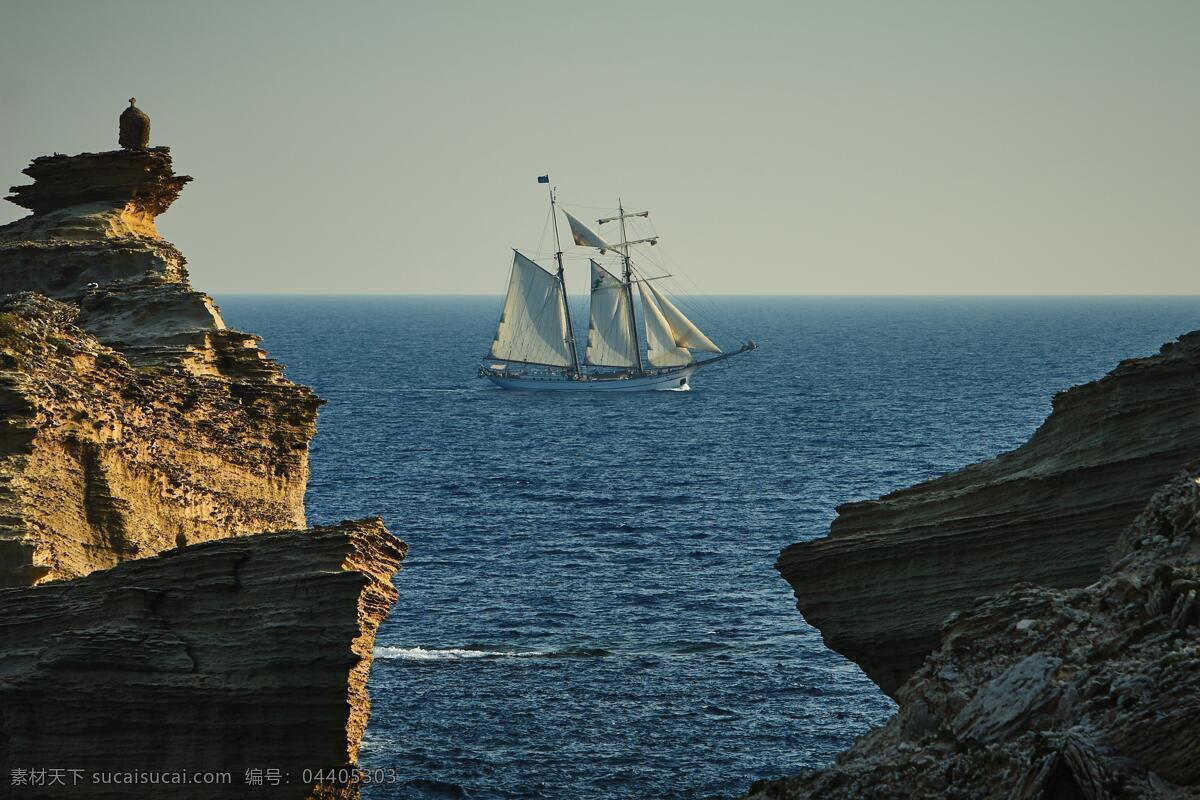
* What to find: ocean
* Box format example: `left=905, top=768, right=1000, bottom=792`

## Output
left=217, top=295, right=1200, bottom=800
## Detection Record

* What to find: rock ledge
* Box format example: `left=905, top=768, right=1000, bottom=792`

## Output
left=777, top=331, right=1200, bottom=695
left=0, top=519, right=405, bottom=799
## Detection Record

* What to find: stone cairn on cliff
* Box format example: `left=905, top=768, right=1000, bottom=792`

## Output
left=118, top=98, right=150, bottom=150
left=0, top=106, right=404, bottom=799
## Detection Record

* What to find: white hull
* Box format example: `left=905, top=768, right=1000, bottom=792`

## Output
left=486, top=365, right=697, bottom=392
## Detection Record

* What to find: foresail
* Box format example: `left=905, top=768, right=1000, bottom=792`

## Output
left=489, top=252, right=574, bottom=367
left=647, top=283, right=722, bottom=353
left=585, top=261, right=637, bottom=367
left=638, top=281, right=692, bottom=367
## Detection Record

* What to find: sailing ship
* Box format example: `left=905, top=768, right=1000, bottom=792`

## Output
left=479, top=180, right=756, bottom=391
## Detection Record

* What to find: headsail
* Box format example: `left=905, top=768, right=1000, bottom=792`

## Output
left=638, top=281, right=692, bottom=367
left=645, top=282, right=722, bottom=353
left=563, top=210, right=612, bottom=252
left=585, top=261, right=638, bottom=368
left=489, top=251, right=574, bottom=367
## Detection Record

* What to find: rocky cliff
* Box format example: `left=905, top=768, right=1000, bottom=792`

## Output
left=777, top=331, right=1200, bottom=695
left=0, top=519, right=405, bottom=799
left=0, top=135, right=403, bottom=800
left=748, top=466, right=1200, bottom=799
left=0, top=147, right=321, bottom=587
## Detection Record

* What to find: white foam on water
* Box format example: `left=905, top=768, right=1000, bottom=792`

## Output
left=374, top=646, right=548, bottom=661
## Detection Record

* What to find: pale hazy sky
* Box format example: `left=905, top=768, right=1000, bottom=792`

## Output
left=1, top=1, right=1197, bottom=294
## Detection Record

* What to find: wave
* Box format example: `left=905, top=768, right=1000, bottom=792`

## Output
left=702, top=704, right=739, bottom=717
left=375, top=646, right=545, bottom=661
left=373, top=640, right=732, bottom=662
left=374, top=645, right=610, bottom=661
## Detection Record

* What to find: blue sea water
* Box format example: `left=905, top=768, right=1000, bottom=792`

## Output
left=217, top=295, right=1198, bottom=800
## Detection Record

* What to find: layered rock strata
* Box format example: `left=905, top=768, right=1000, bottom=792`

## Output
left=0, top=519, right=405, bottom=800
left=748, top=468, right=1200, bottom=799
left=0, top=139, right=402, bottom=798
left=777, top=331, right=1200, bottom=695
left=0, top=148, right=320, bottom=587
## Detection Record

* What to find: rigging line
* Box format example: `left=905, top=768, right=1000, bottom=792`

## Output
left=555, top=200, right=621, bottom=212
left=534, top=204, right=553, bottom=260
left=631, top=247, right=747, bottom=346
left=662, top=268, right=748, bottom=345
left=626, top=231, right=726, bottom=324
left=618, top=213, right=752, bottom=346
left=639, top=217, right=748, bottom=341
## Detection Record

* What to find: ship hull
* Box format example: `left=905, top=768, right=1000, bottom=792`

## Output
left=485, top=366, right=696, bottom=392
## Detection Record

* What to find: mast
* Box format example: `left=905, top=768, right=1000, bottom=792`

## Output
left=549, top=183, right=580, bottom=376
left=617, top=198, right=645, bottom=374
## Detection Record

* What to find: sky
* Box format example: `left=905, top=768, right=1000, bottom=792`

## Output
left=0, top=0, right=1197, bottom=295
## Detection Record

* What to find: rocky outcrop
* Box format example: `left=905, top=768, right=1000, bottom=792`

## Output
left=6, top=148, right=188, bottom=218
left=747, top=468, right=1200, bottom=799
left=0, top=148, right=320, bottom=587
left=0, top=519, right=406, bottom=799
left=0, top=137, right=402, bottom=797
left=777, top=331, right=1200, bottom=695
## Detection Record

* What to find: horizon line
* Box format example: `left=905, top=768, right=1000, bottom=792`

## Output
left=208, top=292, right=1200, bottom=299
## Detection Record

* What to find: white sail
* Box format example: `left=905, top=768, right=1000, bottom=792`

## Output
left=489, top=251, right=574, bottom=367
left=638, top=281, right=692, bottom=367
left=646, top=282, right=722, bottom=353
left=563, top=209, right=612, bottom=252
left=585, top=261, right=638, bottom=367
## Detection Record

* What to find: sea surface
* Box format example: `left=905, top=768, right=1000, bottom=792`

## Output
left=218, top=295, right=1199, bottom=800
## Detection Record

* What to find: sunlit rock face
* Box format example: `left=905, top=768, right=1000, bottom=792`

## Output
left=0, top=141, right=404, bottom=798
left=748, top=468, right=1200, bottom=799
left=0, top=148, right=321, bottom=587
left=777, top=330, right=1200, bottom=696
left=0, top=520, right=406, bottom=800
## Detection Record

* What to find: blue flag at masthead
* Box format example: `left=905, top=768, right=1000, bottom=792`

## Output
left=537, top=175, right=549, bottom=184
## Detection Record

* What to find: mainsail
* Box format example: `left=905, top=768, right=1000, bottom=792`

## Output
left=645, top=282, right=722, bottom=354
left=585, top=261, right=638, bottom=367
left=489, top=251, right=574, bottom=367
left=637, top=281, right=692, bottom=367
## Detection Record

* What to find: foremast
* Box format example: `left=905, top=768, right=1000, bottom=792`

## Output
left=547, top=183, right=581, bottom=376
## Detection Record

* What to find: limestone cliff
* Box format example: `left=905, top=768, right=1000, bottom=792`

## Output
left=0, top=134, right=404, bottom=800
left=0, top=519, right=405, bottom=800
left=777, top=331, right=1200, bottom=695
left=747, top=468, right=1200, bottom=799
left=0, top=148, right=320, bottom=587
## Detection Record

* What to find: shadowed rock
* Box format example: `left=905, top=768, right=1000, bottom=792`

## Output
left=6, top=147, right=184, bottom=218
left=777, top=330, right=1200, bottom=695
left=0, top=519, right=406, bottom=799
left=747, top=468, right=1200, bottom=799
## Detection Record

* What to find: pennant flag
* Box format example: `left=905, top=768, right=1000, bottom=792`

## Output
left=537, top=175, right=549, bottom=184
left=562, top=209, right=611, bottom=252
